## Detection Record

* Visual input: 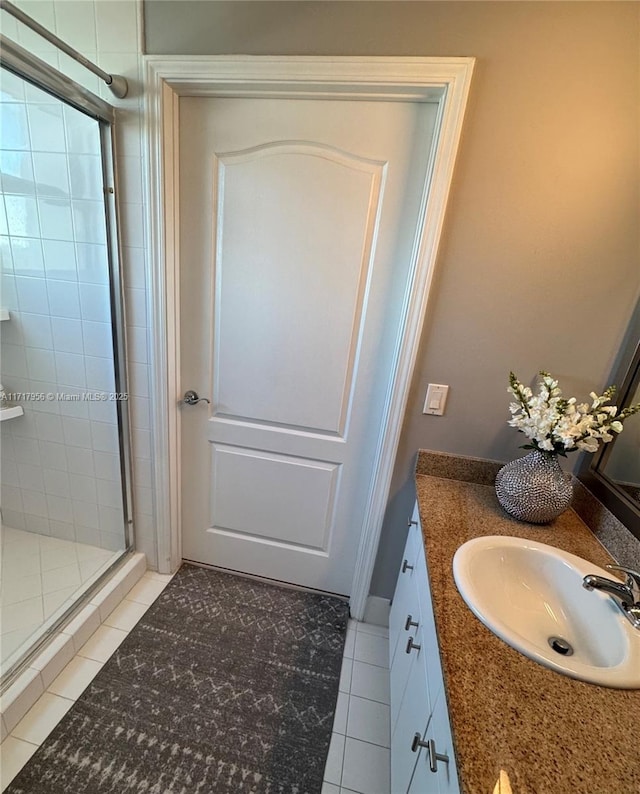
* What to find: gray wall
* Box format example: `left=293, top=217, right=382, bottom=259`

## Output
left=144, top=1, right=640, bottom=597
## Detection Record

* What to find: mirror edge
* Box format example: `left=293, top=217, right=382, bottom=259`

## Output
left=578, top=305, right=640, bottom=541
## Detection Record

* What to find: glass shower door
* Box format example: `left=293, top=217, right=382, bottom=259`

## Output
left=0, top=63, right=132, bottom=679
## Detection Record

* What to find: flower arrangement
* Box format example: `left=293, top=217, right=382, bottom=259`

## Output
left=507, top=371, right=640, bottom=456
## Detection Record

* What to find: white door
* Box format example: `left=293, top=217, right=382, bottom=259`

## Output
left=179, top=96, right=438, bottom=595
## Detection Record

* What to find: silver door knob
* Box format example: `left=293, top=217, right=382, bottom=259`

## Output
left=182, top=390, right=210, bottom=406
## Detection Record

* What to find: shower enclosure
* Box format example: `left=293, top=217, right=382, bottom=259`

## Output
left=0, top=39, right=133, bottom=683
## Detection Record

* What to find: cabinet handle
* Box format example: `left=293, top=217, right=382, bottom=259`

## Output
left=406, top=636, right=421, bottom=654
left=402, top=559, right=414, bottom=573
left=405, top=614, right=419, bottom=631
left=411, top=732, right=429, bottom=753
left=408, top=518, right=418, bottom=527
left=427, top=739, right=449, bottom=772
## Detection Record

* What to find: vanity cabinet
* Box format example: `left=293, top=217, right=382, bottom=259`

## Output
left=389, top=501, right=460, bottom=794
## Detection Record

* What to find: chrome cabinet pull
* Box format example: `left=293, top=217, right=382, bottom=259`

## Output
left=406, top=636, right=421, bottom=654
left=182, top=390, right=210, bottom=406
left=411, top=732, right=429, bottom=753
left=408, top=518, right=418, bottom=527
left=427, top=738, right=449, bottom=772
left=402, top=559, right=414, bottom=573
left=411, top=734, right=449, bottom=772
left=405, top=614, right=419, bottom=631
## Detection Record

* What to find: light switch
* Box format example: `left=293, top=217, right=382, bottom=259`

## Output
left=423, top=383, right=449, bottom=415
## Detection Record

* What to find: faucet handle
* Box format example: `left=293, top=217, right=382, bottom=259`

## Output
left=606, top=565, right=640, bottom=597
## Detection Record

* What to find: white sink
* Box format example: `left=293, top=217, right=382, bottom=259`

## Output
left=452, top=536, right=640, bottom=688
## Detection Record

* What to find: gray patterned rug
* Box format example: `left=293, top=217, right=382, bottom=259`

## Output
left=8, top=564, right=349, bottom=793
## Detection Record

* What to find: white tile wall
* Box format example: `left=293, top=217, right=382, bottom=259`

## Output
left=1, top=0, right=156, bottom=568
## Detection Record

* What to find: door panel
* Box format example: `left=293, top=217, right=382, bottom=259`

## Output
left=180, top=97, right=438, bottom=594
left=210, top=444, right=339, bottom=551
left=214, top=143, right=383, bottom=434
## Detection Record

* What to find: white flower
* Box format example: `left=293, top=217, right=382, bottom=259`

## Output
left=506, top=371, right=639, bottom=456
left=577, top=437, right=599, bottom=453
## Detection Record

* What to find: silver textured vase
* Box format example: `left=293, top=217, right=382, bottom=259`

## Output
left=495, top=450, right=573, bottom=524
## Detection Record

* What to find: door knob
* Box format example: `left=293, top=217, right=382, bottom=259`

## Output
left=182, top=390, right=210, bottom=406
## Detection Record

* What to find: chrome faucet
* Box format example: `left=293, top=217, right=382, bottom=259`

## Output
left=583, top=565, right=640, bottom=629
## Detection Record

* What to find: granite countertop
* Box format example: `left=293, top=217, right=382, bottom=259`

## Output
left=414, top=455, right=640, bottom=794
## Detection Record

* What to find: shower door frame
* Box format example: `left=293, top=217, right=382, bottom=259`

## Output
left=0, top=36, right=135, bottom=682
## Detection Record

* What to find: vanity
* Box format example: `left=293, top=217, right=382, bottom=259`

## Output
left=389, top=450, right=640, bottom=794
left=389, top=499, right=459, bottom=793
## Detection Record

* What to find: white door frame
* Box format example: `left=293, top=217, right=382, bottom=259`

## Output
left=143, top=56, right=474, bottom=619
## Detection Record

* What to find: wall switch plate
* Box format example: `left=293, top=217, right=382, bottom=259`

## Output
left=423, top=383, right=449, bottom=415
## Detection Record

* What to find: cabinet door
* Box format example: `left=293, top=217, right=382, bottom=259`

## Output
left=414, top=544, right=444, bottom=707
left=391, top=636, right=431, bottom=794
left=389, top=518, right=420, bottom=667
left=408, top=689, right=460, bottom=794
left=391, top=621, right=423, bottom=734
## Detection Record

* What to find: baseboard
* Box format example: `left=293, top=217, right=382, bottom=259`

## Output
left=362, top=596, right=391, bottom=627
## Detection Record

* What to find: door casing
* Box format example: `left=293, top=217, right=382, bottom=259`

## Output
left=144, top=56, right=475, bottom=619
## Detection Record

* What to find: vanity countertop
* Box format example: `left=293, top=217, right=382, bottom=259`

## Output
left=415, top=468, right=640, bottom=794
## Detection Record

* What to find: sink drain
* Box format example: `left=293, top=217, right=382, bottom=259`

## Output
left=548, top=636, right=574, bottom=656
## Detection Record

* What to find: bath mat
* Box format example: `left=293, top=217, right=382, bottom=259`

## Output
left=7, top=564, right=349, bottom=793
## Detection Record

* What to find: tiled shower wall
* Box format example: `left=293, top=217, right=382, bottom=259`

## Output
left=0, top=70, right=126, bottom=550
left=0, top=0, right=156, bottom=567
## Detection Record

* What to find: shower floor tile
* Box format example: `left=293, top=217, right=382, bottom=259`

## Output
left=0, top=527, right=120, bottom=672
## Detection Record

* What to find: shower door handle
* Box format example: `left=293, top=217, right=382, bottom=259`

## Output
left=182, top=390, right=210, bottom=406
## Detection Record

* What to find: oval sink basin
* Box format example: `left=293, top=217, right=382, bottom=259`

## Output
left=453, top=536, right=640, bottom=688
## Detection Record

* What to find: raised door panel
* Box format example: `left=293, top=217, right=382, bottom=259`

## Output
left=213, top=143, right=384, bottom=435
left=210, top=445, right=339, bottom=551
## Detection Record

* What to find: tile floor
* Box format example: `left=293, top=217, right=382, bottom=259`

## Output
left=1, top=569, right=391, bottom=794
left=0, top=569, right=173, bottom=790
left=323, top=620, right=391, bottom=794
left=0, top=527, right=122, bottom=673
